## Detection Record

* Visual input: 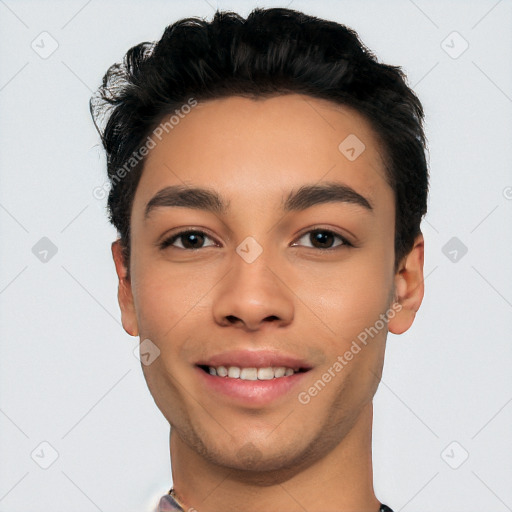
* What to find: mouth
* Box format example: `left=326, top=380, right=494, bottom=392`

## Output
left=197, top=364, right=310, bottom=380
left=194, top=350, right=313, bottom=406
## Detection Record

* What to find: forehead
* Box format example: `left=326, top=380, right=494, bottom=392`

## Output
left=133, top=93, right=391, bottom=215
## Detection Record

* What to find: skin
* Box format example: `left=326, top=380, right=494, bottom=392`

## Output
left=112, top=94, right=424, bottom=512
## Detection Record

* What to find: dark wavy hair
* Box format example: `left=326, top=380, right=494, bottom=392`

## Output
left=90, top=7, right=429, bottom=274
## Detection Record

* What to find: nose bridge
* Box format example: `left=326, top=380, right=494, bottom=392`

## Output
left=212, top=238, right=294, bottom=330
left=232, top=238, right=278, bottom=294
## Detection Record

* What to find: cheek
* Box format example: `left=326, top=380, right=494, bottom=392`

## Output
left=297, top=253, right=394, bottom=343
left=300, top=250, right=393, bottom=411
left=130, top=258, right=216, bottom=339
left=132, top=276, right=174, bottom=337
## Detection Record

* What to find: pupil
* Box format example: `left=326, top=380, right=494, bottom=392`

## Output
left=184, top=232, right=203, bottom=248
left=312, top=231, right=333, bottom=248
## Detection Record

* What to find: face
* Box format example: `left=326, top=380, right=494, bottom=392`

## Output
left=114, top=93, right=423, bottom=473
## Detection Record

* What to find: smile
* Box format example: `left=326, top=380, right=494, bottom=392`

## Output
left=199, top=365, right=308, bottom=380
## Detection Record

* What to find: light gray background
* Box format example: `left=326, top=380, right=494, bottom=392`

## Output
left=1, top=0, right=511, bottom=511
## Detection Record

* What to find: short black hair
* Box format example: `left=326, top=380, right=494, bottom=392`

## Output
left=90, top=7, right=429, bottom=274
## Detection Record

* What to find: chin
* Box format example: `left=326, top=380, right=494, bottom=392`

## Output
left=198, top=435, right=311, bottom=479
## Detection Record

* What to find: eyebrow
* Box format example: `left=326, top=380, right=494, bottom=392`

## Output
left=144, top=181, right=373, bottom=219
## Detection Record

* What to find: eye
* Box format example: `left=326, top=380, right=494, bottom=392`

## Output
left=159, top=228, right=352, bottom=251
left=159, top=230, right=218, bottom=250
left=291, top=228, right=352, bottom=250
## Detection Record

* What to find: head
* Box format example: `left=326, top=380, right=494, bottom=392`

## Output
left=91, top=7, right=428, bottom=475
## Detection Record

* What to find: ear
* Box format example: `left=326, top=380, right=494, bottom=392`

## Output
left=388, top=233, right=425, bottom=335
left=111, top=240, right=139, bottom=337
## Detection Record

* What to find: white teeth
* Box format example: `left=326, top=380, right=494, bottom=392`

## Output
left=257, top=367, right=274, bottom=380
left=274, top=367, right=286, bottom=378
left=216, top=365, right=228, bottom=377
left=240, top=367, right=258, bottom=380
left=206, top=365, right=298, bottom=379
left=227, top=366, right=240, bottom=378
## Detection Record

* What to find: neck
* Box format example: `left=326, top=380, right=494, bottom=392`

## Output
left=169, top=402, right=380, bottom=512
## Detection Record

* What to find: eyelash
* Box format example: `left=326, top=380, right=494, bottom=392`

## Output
left=158, top=228, right=353, bottom=251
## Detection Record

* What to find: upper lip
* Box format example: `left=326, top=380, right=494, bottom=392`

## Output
left=196, top=349, right=313, bottom=371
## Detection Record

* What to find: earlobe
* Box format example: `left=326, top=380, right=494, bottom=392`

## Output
left=111, top=240, right=139, bottom=337
left=388, top=234, right=425, bottom=335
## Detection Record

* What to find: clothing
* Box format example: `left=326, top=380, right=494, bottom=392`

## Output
left=157, top=491, right=395, bottom=511
left=157, top=493, right=183, bottom=511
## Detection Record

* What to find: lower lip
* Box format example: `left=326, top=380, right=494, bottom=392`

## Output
left=195, top=366, right=309, bottom=406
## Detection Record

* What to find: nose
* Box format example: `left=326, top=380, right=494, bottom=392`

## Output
left=212, top=249, right=294, bottom=332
